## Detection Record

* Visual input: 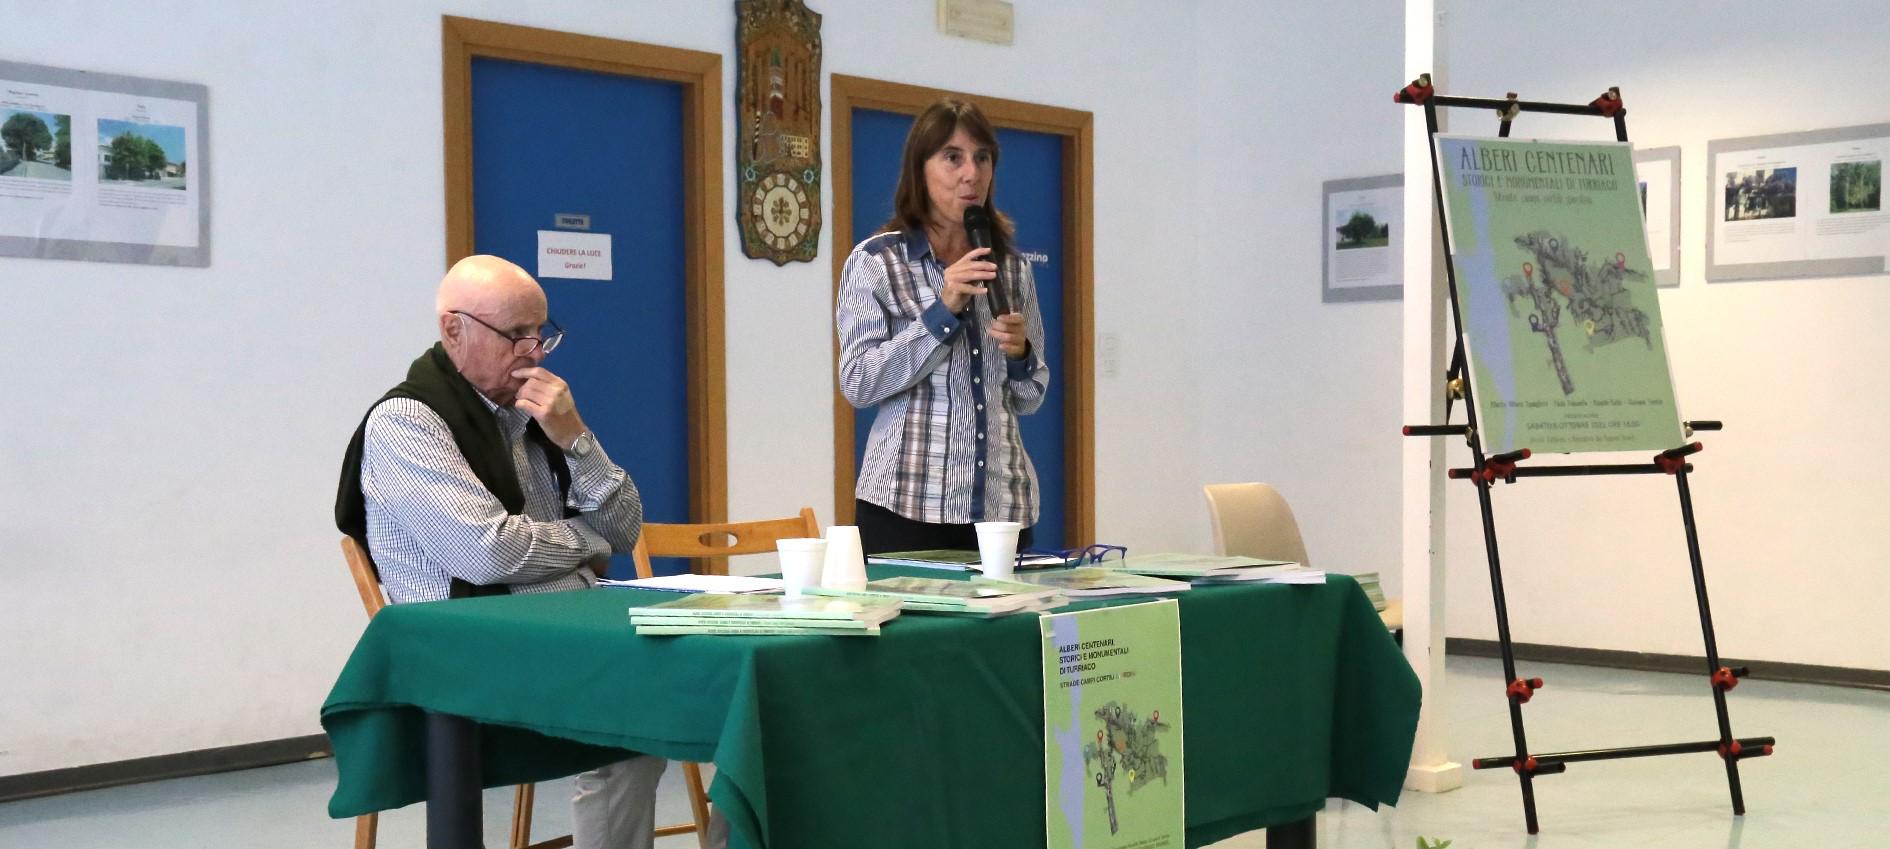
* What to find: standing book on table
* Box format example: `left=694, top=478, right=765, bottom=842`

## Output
left=1041, top=599, right=1185, bottom=848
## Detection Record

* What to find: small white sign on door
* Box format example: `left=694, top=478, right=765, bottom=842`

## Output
left=537, top=230, right=613, bottom=280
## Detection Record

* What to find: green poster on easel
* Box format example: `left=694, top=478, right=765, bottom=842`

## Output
left=1041, top=601, right=1185, bottom=849
left=1435, top=135, right=1685, bottom=454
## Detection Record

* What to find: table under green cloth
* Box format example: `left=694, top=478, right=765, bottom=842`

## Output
left=322, top=568, right=1420, bottom=849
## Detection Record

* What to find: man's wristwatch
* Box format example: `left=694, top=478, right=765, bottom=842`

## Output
left=567, top=430, right=597, bottom=458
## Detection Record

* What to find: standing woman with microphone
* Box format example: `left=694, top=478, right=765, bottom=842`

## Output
left=836, top=97, right=1051, bottom=554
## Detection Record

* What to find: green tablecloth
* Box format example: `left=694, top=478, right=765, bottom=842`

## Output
left=322, top=569, right=1420, bottom=849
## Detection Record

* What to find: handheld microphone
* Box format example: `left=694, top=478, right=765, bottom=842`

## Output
left=961, top=205, right=1013, bottom=316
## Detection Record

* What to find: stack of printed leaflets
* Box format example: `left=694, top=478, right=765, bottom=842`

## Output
left=628, top=593, right=902, bottom=636
left=1007, top=567, right=1192, bottom=598
left=808, top=575, right=1067, bottom=617
left=1355, top=572, right=1388, bottom=611
left=864, top=549, right=1068, bottom=572
left=1102, top=553, right=1327, bottom=585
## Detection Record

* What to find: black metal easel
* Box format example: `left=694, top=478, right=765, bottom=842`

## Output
left=1393, top=74, right=1774, bottom=834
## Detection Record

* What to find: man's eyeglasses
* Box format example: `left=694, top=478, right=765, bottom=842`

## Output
left=452, top=310, right=564, bottom=357
left=1019, top=544, right=1128, bottom=569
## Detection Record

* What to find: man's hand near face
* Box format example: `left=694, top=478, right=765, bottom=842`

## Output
left=511, top=367, right=587, bottom=448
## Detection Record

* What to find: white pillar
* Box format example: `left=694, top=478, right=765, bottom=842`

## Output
left=1401, top=0, right=1464, bottom=795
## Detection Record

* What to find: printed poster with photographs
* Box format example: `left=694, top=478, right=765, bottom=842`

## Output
left=1706, top=123, right=1888, bottom=282
left=1434, top=135, right=1684, bottom=455
left=0, top=61, right=208, bottom=266
left=1322, top=174, right=1401, bottom=302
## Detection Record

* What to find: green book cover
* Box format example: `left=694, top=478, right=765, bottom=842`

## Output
left=631, top=614, right=875, bottom=630
left=1012, top=568, right=1192, bottom=597
left=809, top=575, right=1058, bottom=607
left=866, top=549, right=1069, bottom=570
left=1041, top=600, right=1185, bottom=849
left=627, top=593, right=901, bottom=624
left=1101, top=553, right=1298, bottom=578
left=635, top=624, right=881, bottom=637
left=1435, top=135, right=1685, bottom=454
left=866, top=548, right=982, bottom=567
left=901, top=598, right=1066, bottom=617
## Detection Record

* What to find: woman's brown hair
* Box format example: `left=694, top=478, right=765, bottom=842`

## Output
left=884, top=97, right=1014, bottom=260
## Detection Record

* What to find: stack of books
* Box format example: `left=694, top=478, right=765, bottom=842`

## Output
left=865, top=549, right=1069, bottom=572
left=1103, top=553, right=1327, bottom=585
left=628, top=593, right=902, bottom=636
left=1355, top=572, right=1389, bottom=611
left=810, top=575, right=1066, bottom=617
left=1007, top=567, right=1192, bottom=598
left=598, top=574, right=785, bottom=593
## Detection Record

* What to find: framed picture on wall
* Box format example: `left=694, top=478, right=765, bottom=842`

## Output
left=0, top=60, right=209, bottom=266
left=1634, top=146, right=1681, bottom=287
left=1706, top=122, right=1889, bottom=282
left=1322, top=174, right=1401, bottom=302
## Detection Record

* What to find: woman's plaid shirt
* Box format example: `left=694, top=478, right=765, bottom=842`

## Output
left=836, top=230, right=1050, bottom=525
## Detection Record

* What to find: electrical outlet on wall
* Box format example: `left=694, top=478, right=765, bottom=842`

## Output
left=1099, top=332, right=1120, bottom=378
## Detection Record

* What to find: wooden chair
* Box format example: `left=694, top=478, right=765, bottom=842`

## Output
left=341, top=536, right=573, bottom=849
left=629, top=507, right=821, bottom=846
left=1202, top=483, right=1404, bottom=634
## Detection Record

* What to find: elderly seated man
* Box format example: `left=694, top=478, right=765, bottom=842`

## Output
left=336, top=254, right=726, bottom=849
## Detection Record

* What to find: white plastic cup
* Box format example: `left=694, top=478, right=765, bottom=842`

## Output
left=974, top=521, right=1024, bottom=579
left=775, top=538, right=827, bottom=597
left=821, top=525, right=868, bottom=590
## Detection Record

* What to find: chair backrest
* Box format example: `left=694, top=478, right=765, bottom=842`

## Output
left=632, top=507, right=821, bottom=577
left=341, top=536, right=388, bottom=619
left=1203, top=482, right=1312, bottom=567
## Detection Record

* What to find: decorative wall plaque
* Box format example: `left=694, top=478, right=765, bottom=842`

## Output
left=736, top=0, right=823, bottom=265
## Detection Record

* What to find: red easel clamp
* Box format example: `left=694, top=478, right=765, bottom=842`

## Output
left=1717, top=735, right=1775, bottom=760
left=1483, top=449, right=1531, bottom=483
left=1513, top=755, right=1539, bottom=774
left=1507, top=677, right=1545, bottom=703
left=1655, top=442, right=1703, bottom=474
left=1394, top=74, right=1435, bottom=104
left=1589, top=86, right=1623, bottom=116
left=1711, top=666, right=1744, bottom=691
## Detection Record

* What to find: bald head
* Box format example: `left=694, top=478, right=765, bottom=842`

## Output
left=437, top=254, right=545, bottom=318
left=436, top=255, right=551, bottom=404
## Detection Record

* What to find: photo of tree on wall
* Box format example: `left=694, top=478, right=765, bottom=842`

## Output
left=0, top=109, right=73, bottom=181
left=1334, top=208, right=1391, bottom=250
left=1830, top=160, right=1881, bottom=213
left=97, top=119, right=188, bottom=189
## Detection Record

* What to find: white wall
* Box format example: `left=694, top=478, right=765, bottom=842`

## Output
left=1189, top=0, right=1408, bottom=594
left=2, top=0, right=1883, bottom=778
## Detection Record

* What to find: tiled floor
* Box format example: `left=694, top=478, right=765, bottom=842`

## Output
left=3, top=656, right=1883, bottom=848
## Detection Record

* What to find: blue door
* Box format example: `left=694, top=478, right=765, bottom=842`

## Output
left=849, top=108, right=1069, bottom=548
left=471, top=57, right=689, bottom=576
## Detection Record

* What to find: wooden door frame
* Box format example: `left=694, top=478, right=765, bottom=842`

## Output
left=442, top=15, right=727, bottom=530
left=829, top=74, right=1095, bottom=545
